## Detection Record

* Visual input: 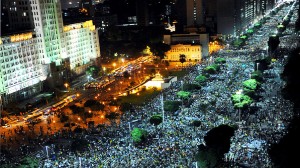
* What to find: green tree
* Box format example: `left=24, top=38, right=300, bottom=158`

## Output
left=131, top=128, right=147, bottom=143
left=150, top=42, right=170, bottom=59
left=182, top=83, right=201, bottom=91
left=179, top=54, right=186, bottom=69
left=192, top=120, right=202, bottom=127
left=214, top=57, right=226, bottom=64
left=142, top=46, right=153, bottom=56
left=149, top=115, right=163, bottom=126
left=195, top=75, right=207, bottom=85
left=69, top=105, right=84, bottom=114
left=177, top=91, right=191, bottom=99
left=231, top=93, right=253, bottom=109
left=195, top=147, right=218, bottom=168
left=86, top=66, right=100, bottom=78
left=17, top=156, right=39, bottom=168
left=164, top=100, right=181, bottom=112
left=243, top=79, right=260, bottom=95
left=123, top=70, right=130, bottom=79
left=59, top=113, right=69, bottom=123
left=251, top=70, right=263, bottom=82
left=204, top=64, right=220, bottom=74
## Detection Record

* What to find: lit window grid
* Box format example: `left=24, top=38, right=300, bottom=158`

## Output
left=164, top=44, right=202, bottom=62
left=1, top=0, right=100, bottom=100
left=0, top=38, right=44, bottom=94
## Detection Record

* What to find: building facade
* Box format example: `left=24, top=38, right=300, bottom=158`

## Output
left=164, top=44, right=202, bottom=62
left=0, top=32, right=45, bottom=103
left=163, top=33, right=209, bottom=58
left=0, top=0, right=100, bottom=105
left=216, top=0, right=276, bottom=36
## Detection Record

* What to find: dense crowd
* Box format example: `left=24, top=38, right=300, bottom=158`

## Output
left=1, top=1, right=299, bottom=168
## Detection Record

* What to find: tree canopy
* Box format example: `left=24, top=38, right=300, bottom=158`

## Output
left=195, top=75, right=207, bottom=84
left=243, top=79, right=260, bottom=91
left=142, top=46, right=153, bottom=56
left=149, top=115, right=163, bottom=126
left=177, top=91, right=191, bottom=99
left=131, top=128, right=148, bottom=143
left=17, top=156, right=39, bottom=168
left=179, top=54, right=186, bottom=66
left=164, top=100, right=181, bottom=112
left=86, top=65, right=100, bottom=78
left=214, top=57, right=226, bottom=64
left=204, top=64, right=220, bottom=74
left=231, top=93, right=253, bottom=109
left=251, top=71, right=263, bottom=82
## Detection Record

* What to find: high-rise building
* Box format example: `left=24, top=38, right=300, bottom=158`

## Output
left=1, top=0, right=34, bottom=35
left=136, top=0, right=149, bottom=26
left=186, top=0, right=204, bottom=27
left=80, top=0, right=95, bottom=16
left=0, top=0, right=100, bottom=105
left=202, top=0, right=276, bottom=36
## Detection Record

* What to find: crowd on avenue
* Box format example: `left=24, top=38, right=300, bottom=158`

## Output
left=1, top=1, right=299, bottom=168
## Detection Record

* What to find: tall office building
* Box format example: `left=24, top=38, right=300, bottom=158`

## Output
left=186, top=0, right=204, bottom=27
left=1, top=0, right=34, bottom=35
left=80, top=0, right=95, bottom=16
left=136, top=0, right=149, bottom=26
left=202, top=0, right=276, bottom=36
left=0, top=0, right=100, bottom=105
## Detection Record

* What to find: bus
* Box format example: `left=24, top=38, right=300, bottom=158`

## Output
left=25, top=113, right=42, bottom=123
left=51, top=101, right=67, bottom=112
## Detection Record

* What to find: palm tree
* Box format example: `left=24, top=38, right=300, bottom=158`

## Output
left=179, top=54, right=186, bottom=70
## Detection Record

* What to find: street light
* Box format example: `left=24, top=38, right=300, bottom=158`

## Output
left=64, top=83, right=69, bottom=91
left=45, top=146, right=49, bottom=158
left=103, top=67, right=106, bottom=74
left=236, top=89, right=243, bottom=122
left=113, top=63, right=116, bottom=69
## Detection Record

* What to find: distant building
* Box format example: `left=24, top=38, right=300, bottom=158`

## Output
left=163, top=33, right=209, bottom=58
left=202, top=0, right=276, bottom=36
left=1, top=0, right=34, bottom=35
left=80, top=0, right=95, bottom=16
left=136, top=0, right=149, bottom=26
left=164, top=44, right=202, bottom=62
left=186, top=0, right=204, bottom=27
left=0, top=0, right=100, bottom=105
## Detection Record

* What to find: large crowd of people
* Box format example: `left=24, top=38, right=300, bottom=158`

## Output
left=1, top=1, right=299, bottom=168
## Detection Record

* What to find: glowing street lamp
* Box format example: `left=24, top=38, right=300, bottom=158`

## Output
left=112, top=63, right=116, bottom=69
left=64, top=83, right=69, bottom=91
left=103, top=67, right=106, bottom=74
left=236, top=89, right=243, bottom=122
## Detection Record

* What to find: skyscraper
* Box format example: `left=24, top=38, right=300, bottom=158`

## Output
left=186, top=0, right=204, bottom=27
left=202, top=0, right=276, bottom=36
left=1, top=0, right=34, bottom=34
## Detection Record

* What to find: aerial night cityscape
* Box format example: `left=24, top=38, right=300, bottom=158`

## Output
left=0, top=0, right=300, bottom=167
